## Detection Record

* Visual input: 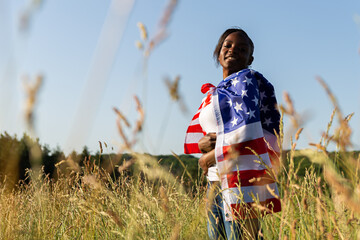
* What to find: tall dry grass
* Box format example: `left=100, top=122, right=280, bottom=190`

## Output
left=1, top=80, right=359, bottom=239
left=0, top=155, right=208, bottom=239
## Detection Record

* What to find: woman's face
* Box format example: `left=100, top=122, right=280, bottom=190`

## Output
left=218, top=32, right=253, bottom=76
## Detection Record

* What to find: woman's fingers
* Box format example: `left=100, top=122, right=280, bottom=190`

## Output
left=198, top=132, right=217, bottom=153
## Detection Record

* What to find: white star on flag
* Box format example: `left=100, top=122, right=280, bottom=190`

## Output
left=231, top=116, right=238, bottom=126
left=252, top=96, right=259, bottom=106
left=243, top=76, right=253, bottom=86
left=232, top=78, right=239, bottom=86
left=241, top=89, right=248, bottom=97
left=260, top=91, right=267, bottom=99
left=264, top=117, right=272, bottom=126
left=227, top=99, right=233, bottom=106
left=261, top=105, right=269, bottom=113
left=247, top=109, right=256, bottom=119
left=234, top=102, right=243, bottom=112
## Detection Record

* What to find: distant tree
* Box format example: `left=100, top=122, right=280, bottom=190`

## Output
left=42, top=144, right=55, bottom=179
left=18, top=134, right=31, bottom=184
left=79, top=146, right=90, bottom=166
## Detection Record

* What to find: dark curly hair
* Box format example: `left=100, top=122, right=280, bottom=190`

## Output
left=213, top=28, right=254, bottom=65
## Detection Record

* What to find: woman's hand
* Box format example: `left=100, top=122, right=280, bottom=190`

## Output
left=198, top=149, right=216, bottom=175
left=198, top=132, right=216, bottom=153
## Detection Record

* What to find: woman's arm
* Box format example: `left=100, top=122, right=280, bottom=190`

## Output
left=198, top=149, right=216, bottom=175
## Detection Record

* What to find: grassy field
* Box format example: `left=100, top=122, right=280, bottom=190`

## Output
left=1, top=91, right=360, bottom=239
left=0, top=138, right=359, bottom=239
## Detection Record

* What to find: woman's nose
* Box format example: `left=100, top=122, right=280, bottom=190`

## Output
left=229, top=46, right=236, bottom=54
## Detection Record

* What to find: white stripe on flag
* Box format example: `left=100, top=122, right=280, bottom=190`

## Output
left=223, top=183, right=279, bottom=204
left=189, top=118, right=200, bottom=126
left=185, top=133, right=205, bottom=143
left=224, top=121, right=264, bottom=145
left=217, top=153, right=272, bottom=172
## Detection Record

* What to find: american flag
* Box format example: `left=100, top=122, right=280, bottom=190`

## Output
left=184, top=69, right=281, bottom=220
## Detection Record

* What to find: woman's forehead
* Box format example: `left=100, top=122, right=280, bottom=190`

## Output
left=225, top=32, right=249, bottom=42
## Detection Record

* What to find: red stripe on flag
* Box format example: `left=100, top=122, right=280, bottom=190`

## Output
left=230, top=197, right=281, bottom=219
left=184, top=143, right=201, bottom=154
left=226, top=169, right=276, bottom=188
left=222, top=137, right=268, bottom=161
left=186, top=124, right=203, bottom=133
left=203, top=93, right=212, bottom=107
left=191, top=112, right=200, bottom=121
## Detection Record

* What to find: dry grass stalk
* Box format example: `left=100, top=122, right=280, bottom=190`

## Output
left=165, top=75, right=180, bottom=101
left=316, top=77, right=353, bottom=151
left=159, top=186, right=169, bottom=212
left=280, top=91, right=301, bottom=129
left=171, top=151, right=194, bottom=183
left=23, top=74, right=43, bottom=132
left=266, top=185, right=279, bottom=199
left=113, top=107, right=131, bottom=127
left=294, top=128, right=303, bottom=141
left=316, top=77, right=340, bottom=118
left=290, top=219, right=297, bottom=240
left=19, top=0, right=44, bottom=31
left=54, top=156, right=81, bottom=180
left=137, top=22, right=148, bottom=41
left=135, top=22, right=147, bottom=51
left=251, top=202, right=273, bottom=215
left=115, top=118, right=131, bottom=150
left=164, top=75, right=188, bottom=114
left=321, top=108, right=336, bottom=147
left=82, top=174, right=102, bottom=190
left=145, top=0, right=178, bottom=56
left=308, top=142, right=327, bottom=153
left=106, top=209, right=124, bottom=228
left=98, top=141, right=103, bottom=154
left=249, top=177, right=261, bottom=183
left=133, top=95, right=144, bottom=136
left=170, top=224, right=181, bottom=240
left=135, top=40, right=143, bottom=50
left=301, top=197, right=308, bottom=211
left=113, top=107, right=132, bottom=151
left=316, top=197, right=324, bottom=237
left=330, top=215, right=345, bottom=240
left=324, top=167, right=360, bottom=214
left=117, top=158, right=135, bottom=172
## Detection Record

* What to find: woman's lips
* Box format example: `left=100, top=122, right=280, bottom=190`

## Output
left=225, top=56, right=237, bottom=61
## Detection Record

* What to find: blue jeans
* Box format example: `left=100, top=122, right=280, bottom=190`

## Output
left=207, top=182, right=241, bottom=240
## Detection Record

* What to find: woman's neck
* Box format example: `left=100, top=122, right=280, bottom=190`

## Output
left=223, top=68, right=247, bottom=79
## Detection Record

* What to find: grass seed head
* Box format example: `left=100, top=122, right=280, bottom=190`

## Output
left=137, top=22, right=148, bottom=41
left=295, top=128, right=303, bottom=141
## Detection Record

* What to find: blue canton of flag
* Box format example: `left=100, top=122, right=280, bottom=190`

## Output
left=216, top=69, right=280, bottom=136
left=217, top=69, right=261, bottom=134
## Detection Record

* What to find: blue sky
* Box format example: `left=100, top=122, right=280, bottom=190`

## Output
left=0, top=0, right=359, bottom=155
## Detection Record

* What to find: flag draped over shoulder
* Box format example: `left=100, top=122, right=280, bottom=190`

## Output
left=184, top=69, right=281, bottom=221
left=184, top=83, right=215, bottom=154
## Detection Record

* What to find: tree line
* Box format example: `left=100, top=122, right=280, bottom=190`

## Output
left=0, top=132, right=201, bottom=190
left=1, top=131, right=358, bottom=191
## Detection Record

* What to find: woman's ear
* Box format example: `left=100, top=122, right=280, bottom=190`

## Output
left=248, top=56, right=254, bottom=66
